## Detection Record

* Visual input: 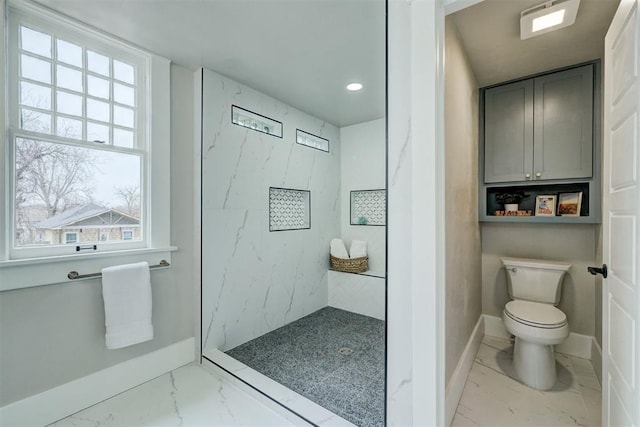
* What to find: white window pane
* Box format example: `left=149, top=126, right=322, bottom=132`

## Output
left=56, top=39, right=82, bottom=67
left=56, top=65, right=83, bottom=92
left=87, top=50, right=109, bottom=76
left=113, top=105, right=134, bottom=128
left=113, top=128, right=134, bottom=148
left=113, top=60, right=134, bottom=84
left=20, top=81, right=51, bottom=110
left=21, top=109, right=51, bottom=133
left=21, top=26, right=51, bottom=58
left=15, top=138, right=142, bottom=246
left=56, top=91, right=83, bottom=116
left=87, top=75, right=110, bottom=99
left=114, top=83, right=135, bottom=106
left=56, top=116, right=83, bottom=139
left=87, top=98, right=110, bottom=122
left=21, top=54, right=51, bottom=84
left=87, top=122, right=109, bottom=144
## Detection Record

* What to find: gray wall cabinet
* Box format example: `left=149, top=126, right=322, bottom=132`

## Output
left=484, top=64, right=593, bottom=184
left=479, top=62, right=601, bottom=223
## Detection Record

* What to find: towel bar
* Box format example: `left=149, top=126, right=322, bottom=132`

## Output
left=67, top=260, right=170, bottom=280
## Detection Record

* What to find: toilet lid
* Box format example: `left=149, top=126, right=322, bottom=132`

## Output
left=504, top=300, right=567, bottom=328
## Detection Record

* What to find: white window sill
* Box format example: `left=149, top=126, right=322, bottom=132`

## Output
left=0, top=246, right=178, bottom=291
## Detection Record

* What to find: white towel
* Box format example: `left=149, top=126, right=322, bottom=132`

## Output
left=330, top=238, right=349, bottom=259
left=102, top=262, right=154, bottom=349
left=350, top=240, right=368, bottom=258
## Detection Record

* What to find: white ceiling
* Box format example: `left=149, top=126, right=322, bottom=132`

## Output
left=450, top=0, right=621, bottom=87
left=32, top=0, right=619, bottom=127
left=34, top=0, right=386, bottom=128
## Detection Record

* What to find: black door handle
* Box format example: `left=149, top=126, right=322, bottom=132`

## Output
left=587, top=264, right=608, bottom=278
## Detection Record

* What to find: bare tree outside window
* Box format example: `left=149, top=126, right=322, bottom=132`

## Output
left=114, top=184, right=141, bottom=217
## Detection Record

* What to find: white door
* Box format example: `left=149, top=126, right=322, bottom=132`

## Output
left=603, top=0, right=640, bottom=425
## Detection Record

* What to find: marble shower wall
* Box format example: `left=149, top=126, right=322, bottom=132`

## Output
left=340, top=118, right=386, bottom=273
left=200, top=68, right=341, bottom=352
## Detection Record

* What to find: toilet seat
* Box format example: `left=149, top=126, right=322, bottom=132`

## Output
left=504, top=300, right=567, bottom=329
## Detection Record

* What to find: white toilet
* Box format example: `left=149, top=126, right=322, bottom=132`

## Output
left=501, top=257, right=571, bottom=390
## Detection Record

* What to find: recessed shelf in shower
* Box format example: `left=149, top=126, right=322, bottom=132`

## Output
left=269, top=187, right=311, bottom=231
left=350, top=189, right=386, bottom=226
left=231, top=105, right=283, bottom=137
left=296, top=129, right=329, bottom=152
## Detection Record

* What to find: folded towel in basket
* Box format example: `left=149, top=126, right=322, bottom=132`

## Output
left=330, top=238, right=349, bottom=258
left=350, top=240, right=367, bottom=258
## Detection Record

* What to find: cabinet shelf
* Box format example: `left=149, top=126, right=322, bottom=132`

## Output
left=480, top=215, right=600, bottom=224
left=480, top=181, right=600, bottom=223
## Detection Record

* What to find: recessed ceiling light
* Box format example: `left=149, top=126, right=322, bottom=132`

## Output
left=520, top=0, right=580, bottom=40
left=346, top=82, right=363, bottom=92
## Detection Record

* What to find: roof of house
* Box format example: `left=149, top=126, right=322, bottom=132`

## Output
left=35, top=204, right=139, bottom=229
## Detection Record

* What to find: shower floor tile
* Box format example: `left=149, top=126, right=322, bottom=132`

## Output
left=225, top=306, right=385, bottom=427
left=452, top=336, right=602, bottom=427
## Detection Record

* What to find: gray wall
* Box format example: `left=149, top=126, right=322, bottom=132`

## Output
left=482, top=223, right=598, bottom=337
left=444, top=18, right=482, bottom=387
left=0, top=64, right=196, bottom=407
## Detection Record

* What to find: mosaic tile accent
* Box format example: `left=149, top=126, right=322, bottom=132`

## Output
left=350, top=189, right=386, bottom=226
left=269, top=187, right=310, bottom=231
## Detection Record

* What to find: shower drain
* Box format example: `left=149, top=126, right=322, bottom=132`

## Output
left=338, top=347, right=354, bottom=355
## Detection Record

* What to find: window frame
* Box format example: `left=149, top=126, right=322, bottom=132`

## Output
left=0, top=0, right=172, bottom=289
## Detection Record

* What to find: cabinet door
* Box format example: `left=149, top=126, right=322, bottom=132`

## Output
left=533, top=65, right=594, bottom=180
left=484, top=79, right=534, bottom=183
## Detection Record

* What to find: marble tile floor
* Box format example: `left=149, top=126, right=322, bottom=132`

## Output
left=49, top=363, right=309, bottom=427
left=452, top=335, right=602, bottom=427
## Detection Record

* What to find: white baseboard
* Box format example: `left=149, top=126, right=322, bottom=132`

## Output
left=0, top=337, right=196, bottom=427
left=555, top=332, right=593, bottom=359
left=483, top=314, right=593, bottom=360
left=445, top=316, right=484, bottom=427
left=483, top=314, right=510, bottom=338
left=591, top=337, right=602, bottom=385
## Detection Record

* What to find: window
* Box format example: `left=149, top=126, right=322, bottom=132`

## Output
left=64, top=231, right=78, bottom=244
left=123, top=229, right=133, bottom=241
left=3, top=1, right=171, bottom=263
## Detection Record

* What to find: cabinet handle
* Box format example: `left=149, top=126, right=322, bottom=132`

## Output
left=535, top=172, right=542, bottom=178
left=525, top=173, right=531, bottom=179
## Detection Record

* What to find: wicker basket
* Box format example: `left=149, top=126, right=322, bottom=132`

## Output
left=330, top=254, right=368, bottom=274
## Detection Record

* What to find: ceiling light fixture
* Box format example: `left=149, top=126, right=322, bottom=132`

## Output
left=346, top=82, right=363, bottom=92
left=520, top=0, right=580, bottom=40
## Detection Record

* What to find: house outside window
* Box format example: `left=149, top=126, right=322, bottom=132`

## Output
left=2, top=1, right=171, bottom=262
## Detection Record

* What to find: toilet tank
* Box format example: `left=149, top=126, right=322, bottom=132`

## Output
left=501, top=257, right=572, bottom=305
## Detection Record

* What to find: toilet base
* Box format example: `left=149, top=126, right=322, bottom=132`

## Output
left=513, top=337, right=557, bottom=390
